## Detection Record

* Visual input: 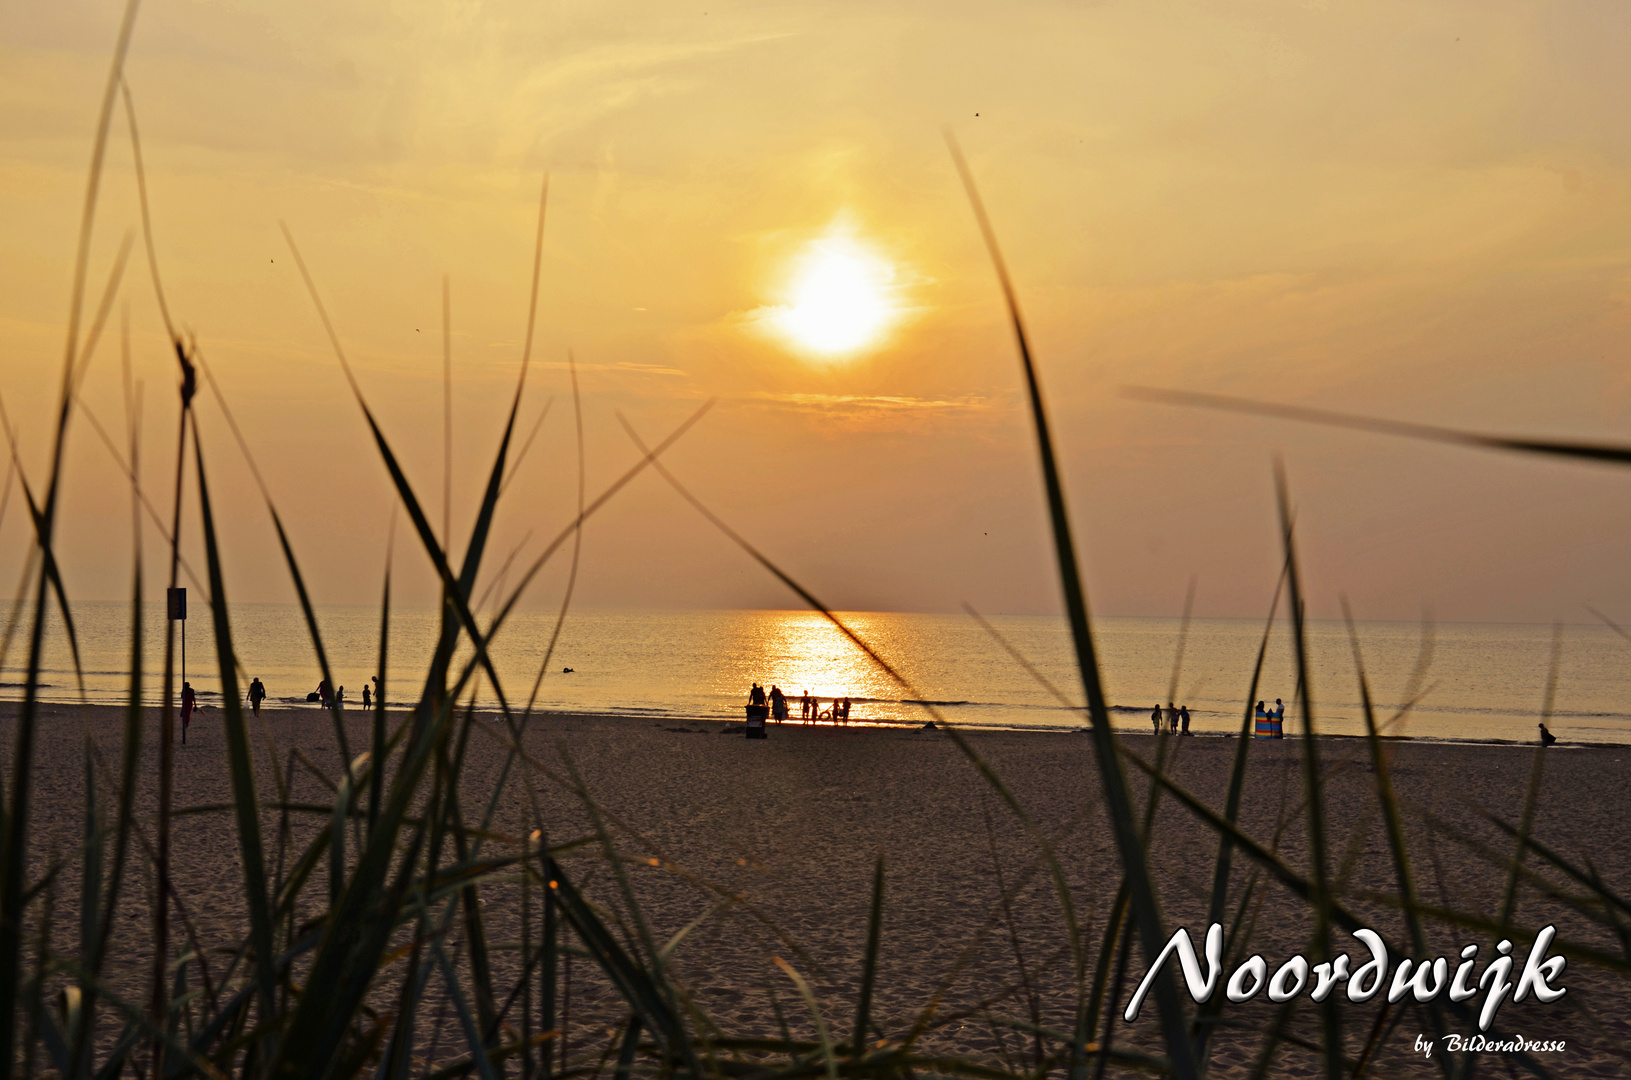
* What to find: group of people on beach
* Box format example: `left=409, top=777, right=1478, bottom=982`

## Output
left=175, top=675, right=266, bottom=745
left=1151, top=702, right=1194, bottom=736
left=303, top=675, right=382, bottom=711
left=1146, top=698, right=1287, bottom=738
left=176, top=674, right=383, bottom=729
left=748, top=683, right=853, bottom=724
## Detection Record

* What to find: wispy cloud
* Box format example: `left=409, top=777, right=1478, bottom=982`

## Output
left=535, top=360, right=689, bottom=377
left=749, top=392, right=994, bottom=412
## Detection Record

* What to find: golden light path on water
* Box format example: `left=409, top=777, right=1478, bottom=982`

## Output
left=716, top=610, right=903, bottom=724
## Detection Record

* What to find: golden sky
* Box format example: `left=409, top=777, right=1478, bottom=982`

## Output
left=2, top=0, right=1630, bottom=621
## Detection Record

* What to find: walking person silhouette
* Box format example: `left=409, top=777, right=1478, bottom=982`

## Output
left=181, top=682, right=196, bottom=745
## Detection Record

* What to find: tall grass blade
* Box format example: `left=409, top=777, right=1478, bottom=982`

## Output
left=1205, top=564, right=1284, bottom=931
left=1272, top=463, right=1340, bottom=1080
left=192, top=434, right=279, bottom=1027
left=266, top=679, right=449, bottom=1074
left=775, top=956, right=838, bottom=1080
left=853, top=854, right=884, bottom=1055
left=371, top=518, right=394, bottom=838
left=612, top=1016, right=642, bottom=1080
left=1342, top=601, right=1453, bottom=1078
left=0, top=1, right=144, bottom=1067
left=1501, top=628, right=1559, bottom=930
left=284, top=224, right=511, bottom=716
left=443, top=274, right=453, bottom=552
left=523, top=354, right=584, bottom=719
left=73, top=384, right=146, bottom=1080
left=945, top=132, right=1199, bottom=1078
left=195, top=354, right=354, bottom=771
left=541, top=858, right=688, bottom=1060
left=119, top=78, right=177, bottom=342
left=1189, top=563, right=1287, bottom=1058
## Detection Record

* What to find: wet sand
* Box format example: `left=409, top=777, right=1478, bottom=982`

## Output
left=2, top=702, right=1627, bottom=1077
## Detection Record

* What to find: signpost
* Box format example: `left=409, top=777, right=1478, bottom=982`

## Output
left=167, top=587, right=186, bottom=688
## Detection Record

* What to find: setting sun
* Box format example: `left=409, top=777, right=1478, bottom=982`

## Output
left=770, top=234, right=899, bottom=358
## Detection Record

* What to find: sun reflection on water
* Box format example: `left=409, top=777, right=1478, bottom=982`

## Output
left=719, top=610, right=900, bottom=723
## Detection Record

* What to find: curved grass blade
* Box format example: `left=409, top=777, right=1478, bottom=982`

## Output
left=1125, top=386, right=1631, bottom=468
left=774, top=957, right=838, bottom=1080
left=945, top=132, right=1199, bottom=1078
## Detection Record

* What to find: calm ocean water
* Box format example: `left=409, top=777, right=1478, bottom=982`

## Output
left=3, top=603, right=1627, bottom=745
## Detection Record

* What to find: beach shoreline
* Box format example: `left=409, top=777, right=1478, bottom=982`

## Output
left=6, top=700, right=1615, bottom=751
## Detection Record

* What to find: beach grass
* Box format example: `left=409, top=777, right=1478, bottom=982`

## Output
left=5, top=5, right=1631, bottom=1078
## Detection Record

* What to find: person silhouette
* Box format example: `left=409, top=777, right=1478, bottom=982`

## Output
left=181, top=682, right=196, bottom=745
left=1167, top=701, right=1178, bottom=735
left=362, top=684, right=371, bottom=710
left=1179, top=704, right=1191, bottom=736
left=1254, top=700, right=1270, bottom=739
left=1539, top=722, right=1558, bottom=747
left=769, top=685, right=787, bottom=721
left=247, top=676, right=265, bottom=717
left=1151, top=704, right=1162, bottom=734
left=371, top=674, right=382, bottom=707
left=840, top=696, right=852, bottom=724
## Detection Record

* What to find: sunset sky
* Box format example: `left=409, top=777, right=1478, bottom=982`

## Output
left=2, top=0, right=1630, bottom=622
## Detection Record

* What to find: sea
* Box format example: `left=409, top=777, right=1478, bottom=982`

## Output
left=2, top=603, right=1627, bottom=745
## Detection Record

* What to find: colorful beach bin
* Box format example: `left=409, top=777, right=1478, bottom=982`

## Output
left=1254, top=709, right=1283, bottom=739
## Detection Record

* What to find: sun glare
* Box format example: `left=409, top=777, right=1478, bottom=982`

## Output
left=771, top=235, right=898, bottom=358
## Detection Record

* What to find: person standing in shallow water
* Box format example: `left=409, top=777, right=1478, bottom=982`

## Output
left=1151, top=704, right=1162, bottom=734
left=362, top=684, right=371, bottom=711
left=247, top=676, right=265, bottom=717
left=1179, top=704, right=1191, bottom=736
left=180, top=682, right=196, bottom=745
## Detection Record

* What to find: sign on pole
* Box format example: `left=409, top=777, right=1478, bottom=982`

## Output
left=167, top=587, right=187, bottom=621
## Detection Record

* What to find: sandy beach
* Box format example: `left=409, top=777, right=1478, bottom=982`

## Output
left=2, top=701, right=1625, bottom=1078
